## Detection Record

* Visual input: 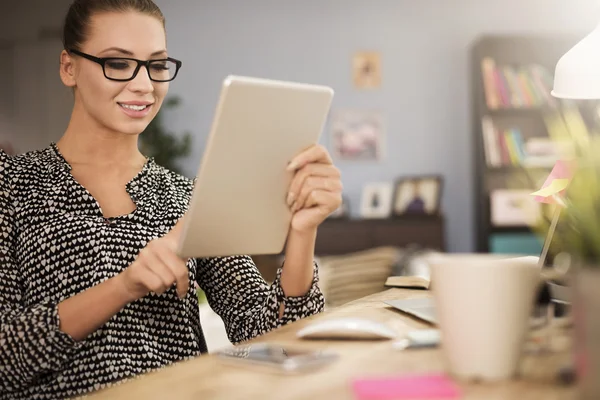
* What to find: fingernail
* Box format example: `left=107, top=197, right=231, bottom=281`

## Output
left=291, top=201, right=297, bottom=212
left=287, top=192, right=295, bottom=206
left=287, top=161, right=298, bottom=171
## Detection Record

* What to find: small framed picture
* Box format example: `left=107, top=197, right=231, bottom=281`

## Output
left=352, top=51, right=381, bottom=89
left=490, top=189, right=541, bottom=226
left=360, top=182, right=393, bottom=219
left=330, top=109, right=385, bottom=162
left=392, top=175, right=443, bottom=216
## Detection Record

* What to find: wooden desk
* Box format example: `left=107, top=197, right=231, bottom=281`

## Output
left=87, top=289, right=575, bottom=399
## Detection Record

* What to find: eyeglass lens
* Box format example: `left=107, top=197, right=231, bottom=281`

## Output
left=104, top=59, right=177, bottom=81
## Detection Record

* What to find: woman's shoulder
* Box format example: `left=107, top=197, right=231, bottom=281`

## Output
left=1, top=146, right=57, bottom=175
left=0, top=149, right=12, bottom=179
left=150, top=163, right=196, bottom=195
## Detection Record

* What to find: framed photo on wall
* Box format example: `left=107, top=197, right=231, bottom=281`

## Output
left=352, top=51, right=382, bottom=89
left=360, top=182, right=393, bottom=219
left=392, top=175, right=443, bottom=216
left=330, top=109, right=385, bottom=162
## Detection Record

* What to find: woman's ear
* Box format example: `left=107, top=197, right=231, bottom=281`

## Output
left=59, top=50, right=77, bottom=87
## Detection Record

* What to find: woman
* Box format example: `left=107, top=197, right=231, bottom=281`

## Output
left=0, top=0, right=342, bottom=398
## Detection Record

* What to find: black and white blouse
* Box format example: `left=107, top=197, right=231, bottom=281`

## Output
left=0, top=144, right=325, bottom=399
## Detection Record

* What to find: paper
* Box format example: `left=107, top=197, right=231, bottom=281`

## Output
left=352, top=373, right=462, bottom=399
left=531, top=179, right=569, bottom=197
left=532, top=160, right=575, bottom=204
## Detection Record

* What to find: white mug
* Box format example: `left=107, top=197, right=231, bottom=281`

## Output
left=428, top=254, right=542, bottom=381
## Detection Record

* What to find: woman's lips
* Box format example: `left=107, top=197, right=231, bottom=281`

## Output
left=118, top=103, right=153, bottom=118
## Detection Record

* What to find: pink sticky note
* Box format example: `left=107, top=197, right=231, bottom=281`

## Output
left=352, top=373, right=462, bottom=399
left=534, top=160, right=576, bottom=204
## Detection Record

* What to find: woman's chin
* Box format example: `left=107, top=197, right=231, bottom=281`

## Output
left=115, top=120, right=152, bottom=136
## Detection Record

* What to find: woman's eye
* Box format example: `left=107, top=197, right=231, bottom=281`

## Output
left=106, top=61, right=130, bottom=70
left=151, top=63, right=169, bottom=71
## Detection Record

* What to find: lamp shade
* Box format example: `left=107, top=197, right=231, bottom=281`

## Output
left=552, top=25, right=600, bottom=99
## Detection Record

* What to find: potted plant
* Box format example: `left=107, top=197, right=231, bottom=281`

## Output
left=139, top=96, right=192, bottom=175
left=530, top=107, right=600, bottom=399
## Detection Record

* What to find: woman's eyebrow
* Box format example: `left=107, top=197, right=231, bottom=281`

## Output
left=99, top=47, right=168, bottom=57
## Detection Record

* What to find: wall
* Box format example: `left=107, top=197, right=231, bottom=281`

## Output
left=0, top=44, right=14, bottom=146
left=0, top=0, right=73, bottom=152
left=155, top=0, right=600, bottom=252
left=1, top=0, right=598, bottom=251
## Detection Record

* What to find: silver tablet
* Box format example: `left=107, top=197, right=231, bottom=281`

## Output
left=177, top=75, right=334, bottom=258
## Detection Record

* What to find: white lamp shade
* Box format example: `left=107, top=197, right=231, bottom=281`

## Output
left=552, top=25, right=600, bottom=99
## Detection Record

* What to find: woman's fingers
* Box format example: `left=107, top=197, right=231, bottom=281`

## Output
left=287, top=164, right=341, bottom=208
left=151, top=243, right=190, bottom=299
left=139, top=240, right=189, bottom=298
left=286, top=144, right=333, bottom=171
left=302, top=189, right=343, bottom=214
left=292, top=176, right=343, bottom=212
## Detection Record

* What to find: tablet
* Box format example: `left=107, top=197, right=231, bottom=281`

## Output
left=176, top=75, right=334, bottom=258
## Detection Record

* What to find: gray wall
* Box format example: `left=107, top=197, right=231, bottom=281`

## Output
left=1, top=0, right=599, bottom=252
left=155, top=0, right=599, bottom=252
left=0, top=0, right=73, bottom=152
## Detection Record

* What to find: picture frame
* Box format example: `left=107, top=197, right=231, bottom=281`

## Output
left=330, top=109, right=385, bottom=162
left=392, top=175, right=443, bottom=216
left=352, top=51, right=381, bottom=89
left=490, top=189, right=541, bottom=226
left=360, top=182, right=393, bottom=219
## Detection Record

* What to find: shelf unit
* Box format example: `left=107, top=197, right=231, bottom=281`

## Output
left=471, top=34, right=598, bottom=254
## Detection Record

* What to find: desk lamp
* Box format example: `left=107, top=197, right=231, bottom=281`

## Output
left=553, top=25, right=600, bottom=99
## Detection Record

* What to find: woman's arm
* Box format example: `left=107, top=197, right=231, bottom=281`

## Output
left=58, top=225, right=190, bottom=341
left=197, top=254, right=324, bottom=344
left=0, top=151, right=83, bottom=393
left=0, top=149, right=189, bottom=393
left=56, top=275, right=133, bottom=341
left=280, top=228, right=317, bottom=296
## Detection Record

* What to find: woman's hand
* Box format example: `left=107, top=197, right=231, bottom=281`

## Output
left=286, top=145, right=342, bottom=233
left=115, top=218, right=189, bottom=302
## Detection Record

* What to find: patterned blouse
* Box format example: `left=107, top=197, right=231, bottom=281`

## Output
left=0, top=144, right=325, bottom=399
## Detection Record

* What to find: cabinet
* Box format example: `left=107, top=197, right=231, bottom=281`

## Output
left=314, top=216, right=446, bottom=256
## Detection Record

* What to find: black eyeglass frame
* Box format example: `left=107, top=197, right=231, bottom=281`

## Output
left=67, top=48, right=182, bottom=82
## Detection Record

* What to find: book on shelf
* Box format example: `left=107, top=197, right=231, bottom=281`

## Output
left=481, top=115, right=560, bottom=168
left=481, top=57, right=558, bottom=110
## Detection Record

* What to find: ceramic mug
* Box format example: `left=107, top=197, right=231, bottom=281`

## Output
left=428, top=254, right=542, bottom=381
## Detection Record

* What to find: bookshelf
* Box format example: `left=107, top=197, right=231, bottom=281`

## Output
left=471, top=34, right=599, bottom=254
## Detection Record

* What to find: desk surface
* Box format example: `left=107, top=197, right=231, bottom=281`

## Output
left=87, top=288, right=574, bottom=400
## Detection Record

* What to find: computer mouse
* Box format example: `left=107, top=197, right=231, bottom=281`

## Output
left=296, top=317, right=398, bottom=340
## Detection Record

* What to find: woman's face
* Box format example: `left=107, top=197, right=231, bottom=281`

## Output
left=65, top=11, right=169, bottom=136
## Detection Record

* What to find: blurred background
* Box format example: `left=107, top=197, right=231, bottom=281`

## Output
left=2, top=0, right=598, bottom=254
left=2, top=0, right=599, bottom=351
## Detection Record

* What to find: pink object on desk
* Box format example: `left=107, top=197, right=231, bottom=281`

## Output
left=534, top=159, right=576, bottom=204
left=352, top=373, right=462, bottom=399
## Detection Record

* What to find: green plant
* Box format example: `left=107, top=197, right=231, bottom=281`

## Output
left=530, top=104, right=600, bottom=265
left=140, top=96, right=192, bottom=175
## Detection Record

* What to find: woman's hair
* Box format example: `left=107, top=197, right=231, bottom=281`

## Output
left=63, top=0, right=165, bottom=51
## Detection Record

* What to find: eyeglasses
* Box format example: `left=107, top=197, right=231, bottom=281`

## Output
left=68, top=49, right=182, bottom=82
